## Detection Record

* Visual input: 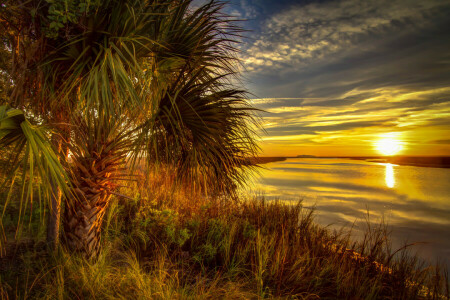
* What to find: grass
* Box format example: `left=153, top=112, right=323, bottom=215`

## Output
left=0, top=170, right=449, bottom=299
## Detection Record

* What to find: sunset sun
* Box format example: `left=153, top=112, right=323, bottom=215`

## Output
left=375, top=138, right=403, bottom=156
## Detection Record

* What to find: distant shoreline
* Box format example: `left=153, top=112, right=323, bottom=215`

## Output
left=253, top=156, right=450, bottom=168
left=249, top=157, right=287, bottom=164
left=351, top=156, right=450, bottom=168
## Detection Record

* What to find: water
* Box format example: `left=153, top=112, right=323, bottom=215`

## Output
left=247, top=158, right=450, bottom=267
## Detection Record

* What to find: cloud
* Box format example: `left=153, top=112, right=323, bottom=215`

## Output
left=241, top=0, right=450, bottom=73
left=251, top=85, right=450, bottom=155
left=233, top=0, right=450, bottom=155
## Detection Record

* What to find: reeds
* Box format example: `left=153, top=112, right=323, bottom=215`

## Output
left=0, top=171, right=448, bottom=299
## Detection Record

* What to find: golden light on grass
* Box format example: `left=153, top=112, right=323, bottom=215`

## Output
left=375, top=135, right=403, bottom=156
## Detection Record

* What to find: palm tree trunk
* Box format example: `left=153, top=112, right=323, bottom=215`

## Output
left=62, top=151, right=122, bottom=258
left=63, top=190, right=111, bottom=259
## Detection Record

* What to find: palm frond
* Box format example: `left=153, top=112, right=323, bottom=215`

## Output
left=133, top=67, right=260, bottom=195
left=0, top=105, right=72, bottom=224
left=1, top=0, right=260, bottom=254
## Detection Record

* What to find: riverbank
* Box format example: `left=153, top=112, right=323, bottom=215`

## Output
left=253, top=156, right=450, bottom=168
left=1, top=175, right=448, bottom=298
left=249, top=156, right=287, bottom=164
left=374, top=156, right=450, bottom=168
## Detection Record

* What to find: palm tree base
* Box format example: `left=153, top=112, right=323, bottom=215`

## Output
left=63, top=195, right=109, bottom=259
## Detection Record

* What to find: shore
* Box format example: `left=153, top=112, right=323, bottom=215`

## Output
left=1, top=197, right=447, bottom=298
left=248, top=156, right=287, bottom=164
left=253, top=156, right=450, bottom=168
left=350, top=156, right=450, bottom=168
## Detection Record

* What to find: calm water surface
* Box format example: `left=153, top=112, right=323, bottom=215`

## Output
left=247, top=158, right=450, bottom=267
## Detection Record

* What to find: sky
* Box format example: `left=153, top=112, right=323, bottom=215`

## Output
left=197, top=0, right=450, bottom=157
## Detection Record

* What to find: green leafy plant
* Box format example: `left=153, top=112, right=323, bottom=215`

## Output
left=0, top=0, right=259, bottom=258
left=44, top=0, right=101, bottom=37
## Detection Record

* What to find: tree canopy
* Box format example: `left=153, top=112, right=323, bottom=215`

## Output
left=0, top=0, right=259, bottom=257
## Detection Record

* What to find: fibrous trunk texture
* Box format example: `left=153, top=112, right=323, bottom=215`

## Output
left=63, top=151, right=123, bottom=259
left=63, top=189, right=111, bottom=259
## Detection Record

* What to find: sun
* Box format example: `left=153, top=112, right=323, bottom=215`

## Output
left=375, top=138, right=403, bottom=156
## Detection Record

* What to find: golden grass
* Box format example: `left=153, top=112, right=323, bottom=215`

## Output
left=0, top=169, right=448, bottom=299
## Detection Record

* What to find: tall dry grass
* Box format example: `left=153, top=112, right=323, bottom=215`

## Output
left=0, top=168, right=448, bottom=299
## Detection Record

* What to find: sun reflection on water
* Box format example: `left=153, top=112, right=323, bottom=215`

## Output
left=385, top=163, right=395, bottom=188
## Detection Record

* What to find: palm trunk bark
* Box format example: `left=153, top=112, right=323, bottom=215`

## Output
left=63, top=189, right=111, bottom=259
left=63, top=150, right=122, bottom=259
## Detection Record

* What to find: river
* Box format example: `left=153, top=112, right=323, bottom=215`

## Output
left=247, top=158, right=450, bottom=268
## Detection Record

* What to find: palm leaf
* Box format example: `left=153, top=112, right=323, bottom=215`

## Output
left=0, top=105, right=72, bottom=228
left=1, top=0, right=260, bottom=255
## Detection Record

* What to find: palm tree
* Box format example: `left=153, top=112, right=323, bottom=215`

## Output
left=0, top=0, right=258, bottom=258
